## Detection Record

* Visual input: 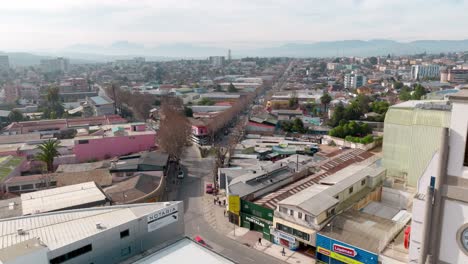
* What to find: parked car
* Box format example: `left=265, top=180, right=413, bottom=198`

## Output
left=177, top=170, right=185, bottom=179
left=194, top=235, right=207, bottom=246
left=205, top=183, right=214, bottom=194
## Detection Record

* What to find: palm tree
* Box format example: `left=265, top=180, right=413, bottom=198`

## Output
left=320, top=93, right=332, bottom=113
left=36, top=139, right=62, bottom=172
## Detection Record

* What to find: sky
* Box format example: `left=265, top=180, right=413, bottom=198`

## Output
left=0, top=0, right=468, bottom=51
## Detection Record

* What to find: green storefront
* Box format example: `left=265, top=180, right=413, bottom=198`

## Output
left=240, top=199, right=273, bottom=241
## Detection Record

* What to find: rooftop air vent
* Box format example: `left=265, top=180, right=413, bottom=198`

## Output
left=17, top=228, right=26, bottom=235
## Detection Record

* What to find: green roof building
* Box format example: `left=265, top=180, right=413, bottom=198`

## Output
left=383, top=100, right=451, bottom=187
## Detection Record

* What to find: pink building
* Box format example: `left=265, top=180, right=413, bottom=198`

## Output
left=74, top=123, right=156, bottom=162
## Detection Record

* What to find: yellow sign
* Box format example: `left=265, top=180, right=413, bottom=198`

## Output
left=316, top=247, right=363, bottom=264
left=228, top=195, right=240, bottom=214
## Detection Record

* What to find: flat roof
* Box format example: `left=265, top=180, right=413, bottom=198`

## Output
left=90, top=96, right=113, bottom=105
left=279, top=160, right=384, bottom=216
left=0, top=156, right=24, bottom=181
left=0, top=202, right=181, bottom=251
left=132, top=237, right=235, bottom=264
left=20, top=182, right=107, bottom=215
left=319, top=209, right=400, bottom=254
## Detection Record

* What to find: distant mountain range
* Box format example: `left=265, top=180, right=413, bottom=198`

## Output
left=2, top=39, right=468, bottom=66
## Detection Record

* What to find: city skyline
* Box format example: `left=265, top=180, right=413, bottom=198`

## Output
left=1, top=0, right=468, bottom=51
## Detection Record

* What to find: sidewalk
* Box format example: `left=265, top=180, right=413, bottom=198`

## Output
left=226, top=228, right=315, bottom=264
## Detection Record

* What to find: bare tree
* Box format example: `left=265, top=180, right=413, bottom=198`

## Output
left=157, top=100, right=191, bottom=162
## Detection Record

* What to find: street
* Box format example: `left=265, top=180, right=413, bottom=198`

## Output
left=167, top=146, right=285, bottom=264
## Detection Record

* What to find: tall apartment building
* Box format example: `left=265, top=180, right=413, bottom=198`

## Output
left=40, top=57, right=70, bottom=73
left=0, top=55, right=9, bottom=70
left=209, top=56, right=225, bottom=67
left=410, top=64, right=440, bottom=80
left=344, top=73, right=367, bottom=89
left=408, top=88, right=468, bottom=263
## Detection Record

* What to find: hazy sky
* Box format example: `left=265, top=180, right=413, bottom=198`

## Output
left=1, top=0, right=467, bottom=51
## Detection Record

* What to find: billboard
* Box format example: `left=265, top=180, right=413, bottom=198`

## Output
left=228, top=195, right=240, bottom=214
left=316, top=233, right=378, bottom=264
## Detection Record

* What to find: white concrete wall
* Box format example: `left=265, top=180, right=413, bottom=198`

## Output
left=447, top=101, right=468, bottom=179
left=438, top=199, right=468, bottom=263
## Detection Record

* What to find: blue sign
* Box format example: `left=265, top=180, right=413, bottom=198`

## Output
left=316, top=233, right=378, bottom=264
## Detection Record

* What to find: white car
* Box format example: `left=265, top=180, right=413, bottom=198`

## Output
left=177, top=170, right=185, bottom=179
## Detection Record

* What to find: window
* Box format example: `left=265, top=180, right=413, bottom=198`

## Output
left=361, top=179, right=366, bottom=186
left=464, top=130, right=468, bottom=166
left=50, top=244, right=92, bottom=264
left=289, top=209, right=294, bottom=216
left=120, top=229, right=129, bottom=238
left=21, top=184, right=34, bottom=190
left=252, top=209, right=262, bottom=218
left=120, top=246, right=131, bottom=257
left=276, top=223, right=310, bottom=241
left=349, top=187, right=354, bottom=194
left=78, top=140, right=89, bottom=144
left=50, top=181, right=57, bottom=187
left=305, top=214, right=313, bottom=222
left=298, top=212, right=302, bottom=219
left=8, top=186, right=20, bottom=192
left=279, top=206, right=288, bottom=214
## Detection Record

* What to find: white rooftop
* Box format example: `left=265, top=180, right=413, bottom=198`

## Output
left=0, top=202, right=180, bottom=251
left=133, top=237, right=235, bottom=264
left=20, top=182, right=107, bottom=215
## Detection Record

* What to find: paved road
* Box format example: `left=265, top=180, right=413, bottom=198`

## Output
left=170, top=146, right=285, bottom=264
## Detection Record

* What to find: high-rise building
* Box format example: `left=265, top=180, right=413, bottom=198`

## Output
left=228, top=49, right=232, bottom=61
left=0, top=55, right=9, bottom=70
left=407, top=88, right=468, bottom=263
left=344, top=73, right=367, bottom=89
left=410, top=64, right=440, bottom=80
left=40, top=57, right=69, bottom=73
left=209, top=56, right=225, bottom=67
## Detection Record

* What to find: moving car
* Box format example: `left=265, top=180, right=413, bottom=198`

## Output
left=177, top=170, right=185, bottom=179
left=205, top=183, right=214, bottom=194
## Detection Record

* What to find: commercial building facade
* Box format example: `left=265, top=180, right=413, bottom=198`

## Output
left=411, top=64, right=440, bottom=80
left=344, top=74, right=367, bottom=89
left=409, top=88, right=468, bottom=263
left=0, top=202, right=185, bottom=264
left=40, top=57, right=70, bottom=73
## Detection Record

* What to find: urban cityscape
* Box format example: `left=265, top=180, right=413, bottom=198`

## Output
left=0, top=1, right=468, bottom=264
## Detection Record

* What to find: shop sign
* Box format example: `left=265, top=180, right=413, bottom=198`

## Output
left=317, top=247, right=363, bottom=264
left=245, top=216, right=265, bottom=227
left=228, top=195, right=240, bottom=214
left=274, top=230, right=295, bottom=243
left=333, top=243, right=357, bottom=257
left=147, top=204, right=178, bottom=232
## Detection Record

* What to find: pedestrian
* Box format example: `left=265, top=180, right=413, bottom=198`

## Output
left=218, top=200, right=222, bottom=206
left=223, top=199, right=226, bottom=206
left=281, top=248, right=286, bottom=256
left=213, top=198, right=216, bottom=205
left=258, top=237, right=262, bottom=245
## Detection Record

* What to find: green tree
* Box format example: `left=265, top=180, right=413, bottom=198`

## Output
left=320, top=93, right=332, bottom=113
left=215, top=84, right=223, bottom=92
left=291, top=118, right=305, bottom=133
left=198, top=98, right=215, bottom=106
left=227, top=83, right=238, bottom=93
left=371, top=101, right=390, bottom=115
left=288, top=92, right=299, bottom=108
left=329, top=102, right=345, bottom=127
left=36, top=139, right=62, bottom=172
left=369, top=57, right=378, bottom=65
left=184, top=107, right=193, bottom=117
left=399, top=86, right=412, bottom=101
left=394, top=81, right=404, bottom=90
left=41, top=87, right=65, bottom=119
left=8, top=110, right=24, bottom=122
left=412, top=84, right=427, bottom=100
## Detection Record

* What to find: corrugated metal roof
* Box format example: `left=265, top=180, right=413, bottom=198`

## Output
left=20, top=182, right=106, bottom=215
left=0, top=202, right=179, bottom=251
